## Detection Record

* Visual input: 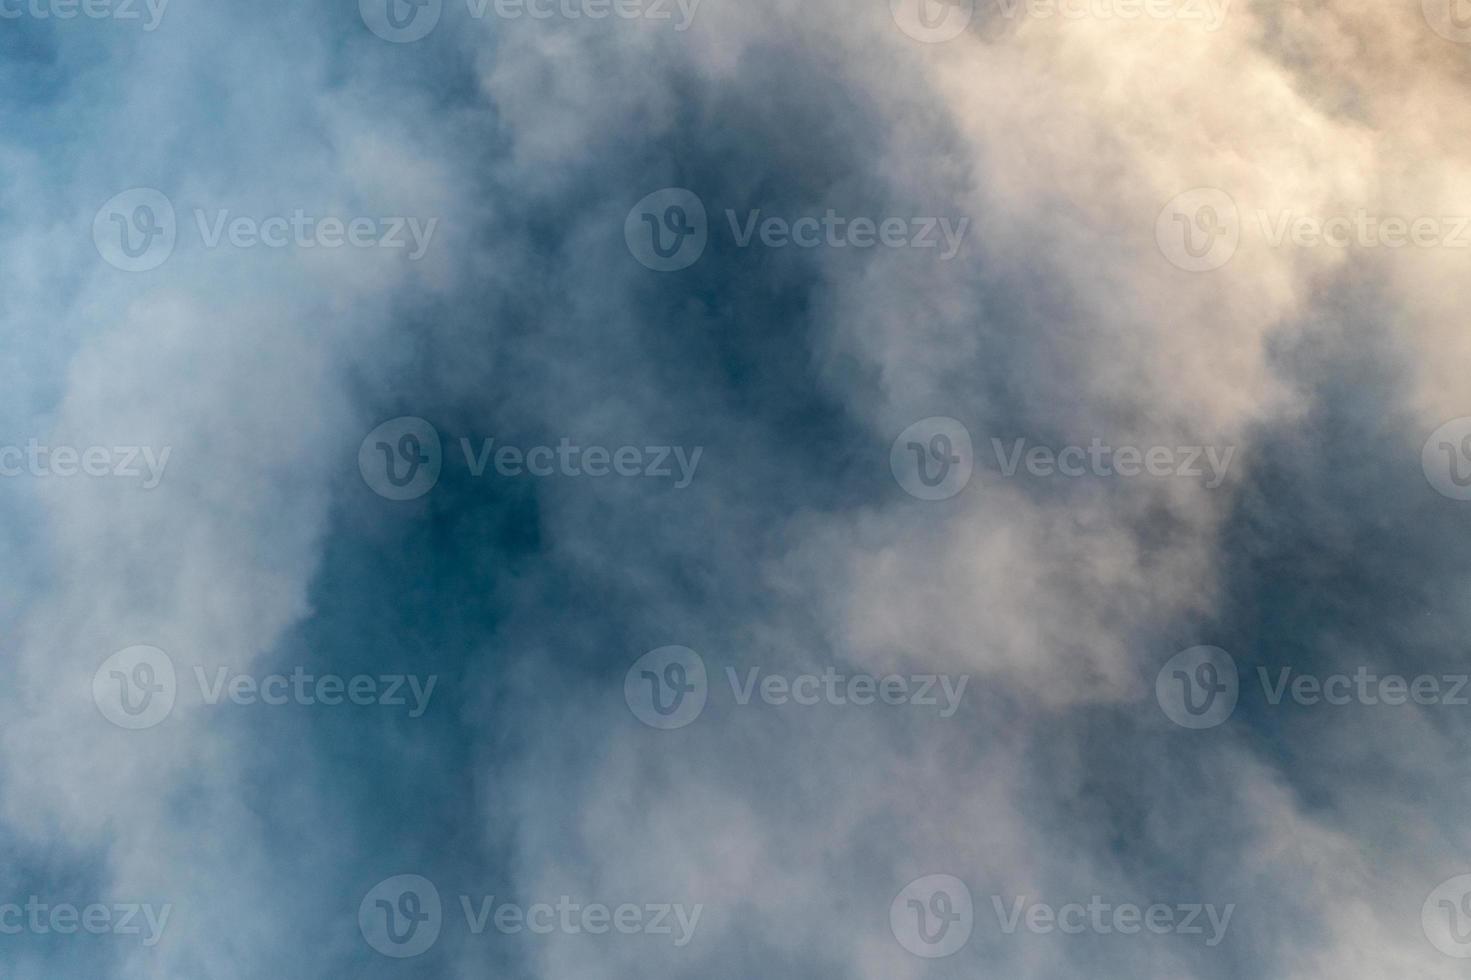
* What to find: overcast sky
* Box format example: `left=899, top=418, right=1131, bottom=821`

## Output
left=3, top=0, right=1471, bottom=976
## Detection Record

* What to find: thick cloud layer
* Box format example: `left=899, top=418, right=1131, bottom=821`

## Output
left=2, top=0, right=1470, bottom=976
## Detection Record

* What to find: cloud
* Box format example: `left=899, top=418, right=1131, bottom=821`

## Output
left=1, top=0, right=1468, bottom=976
